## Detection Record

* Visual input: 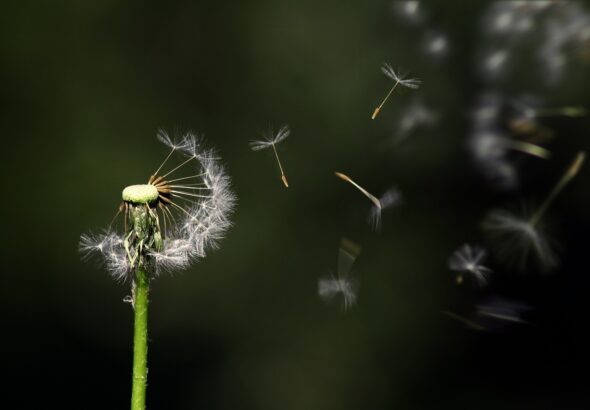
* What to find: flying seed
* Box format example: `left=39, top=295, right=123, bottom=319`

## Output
left=250, top=125, right=291, bottom=187
left=372, top=63, right=421, bottom=119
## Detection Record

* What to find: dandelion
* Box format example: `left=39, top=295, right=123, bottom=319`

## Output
left=483, top=151, right=585, bottom=272
left=249, top=125, right=290, bottom=187
left=334, top=172, right=402, bottom=230
left=371, top=63, right=421, bottom=120
left=79, top=130, right=236, bottom=410
left=318, top=238, right=361, bottom=310
left=448, top=244, right=492, bottom=287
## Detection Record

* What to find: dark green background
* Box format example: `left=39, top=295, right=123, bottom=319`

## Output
left=2, top=1, right=589, bottom=408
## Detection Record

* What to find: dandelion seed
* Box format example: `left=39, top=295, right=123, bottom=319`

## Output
left=335, top=172, right=402, bottom=230
left=538, top=3, right=590, bottom=83
left=80, top=130, right=236, bottom=280
left=516, top=104, right=588, bottom=120
left=392, top=1, right=424, bottom=25
left=372, top=63, right=421, bottom=120
left=249, top=125, right=290, bottom=187
left=476, top=298, right=529, bottom=324
left=318, top=238, right=361, bottom=311
left=483, top=152, right=585, bottom=272
left=448, top=244, right=492, bottom=287
left=428, top=35, right=447, bottom=54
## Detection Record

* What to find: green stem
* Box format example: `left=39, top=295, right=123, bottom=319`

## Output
left=131, top=268, right=150, bottom=410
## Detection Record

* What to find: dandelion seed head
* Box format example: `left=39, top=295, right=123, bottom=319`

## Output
left=80, top=130, right=236, bottom=280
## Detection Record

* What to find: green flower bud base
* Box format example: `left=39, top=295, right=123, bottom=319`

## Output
left=123, top=204, right=163, bottom=270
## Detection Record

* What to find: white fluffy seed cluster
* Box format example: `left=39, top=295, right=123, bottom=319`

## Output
left=79, top=132, right=236, bottom=281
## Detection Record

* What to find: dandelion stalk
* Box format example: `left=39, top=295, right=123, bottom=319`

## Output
left=131, top=267, right=149, bottom=410
left=529, top=151, right=585, bottom=227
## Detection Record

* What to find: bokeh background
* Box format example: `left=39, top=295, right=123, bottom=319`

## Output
left=2, top=1, right=590, bottom=408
